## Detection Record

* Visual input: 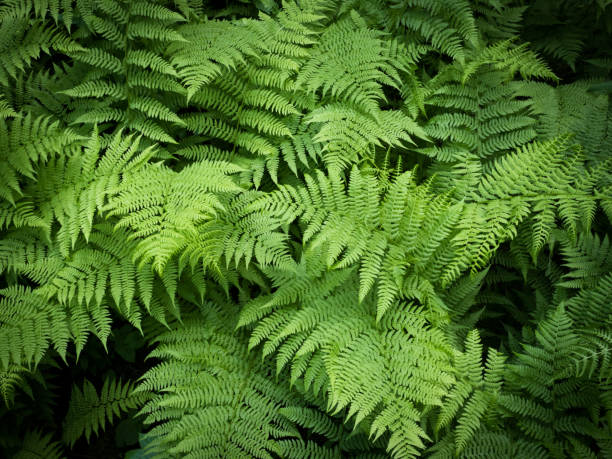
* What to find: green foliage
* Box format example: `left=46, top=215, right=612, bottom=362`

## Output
left=12, top=430, right=64, bottom=459
left=138, top=302, right=387, bottom=458
left=63, top=376, right=146, bottom=447
left=0, top=0, right=611, bottom=457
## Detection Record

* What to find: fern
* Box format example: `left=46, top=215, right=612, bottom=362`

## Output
left=383, top=0, right=478, bottom=64
left=515, top=80, right=612, bottom=164
left=558, top=231, right=612, bottom=289
left=0, top=129, right=179, bottom=368
left=0, top=0, right=611, bottom=457
left=0, top=114, right=83, bottom=204
left=0, top=12, right=82, bottom=86
left=0, top=285, right=71, bottom=369
left=435, top=330, right=506, bottom=454
left=239, top=257, right=455, bottom=457
left=63, top=0, right=187, bottom=143
left=12, top=430, right=64, bottom=459
left=63, top=376, right=146, bottom=447
left=104, top=158, right=243, bottom=273
left=169, top=20, right=264, bottom=101
left=499, top=305, right=608, bottom=456
left=138, top=302, right=386, bottom=458
left=520, top=0, right=612, bottom=70
left=0, top=364, right=29, bottom=407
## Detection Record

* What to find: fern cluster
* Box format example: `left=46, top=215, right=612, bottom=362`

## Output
left=1, top=0, right=611, bottom=457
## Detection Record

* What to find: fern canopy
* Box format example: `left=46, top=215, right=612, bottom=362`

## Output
left=0, top=0, right=611, bottom=457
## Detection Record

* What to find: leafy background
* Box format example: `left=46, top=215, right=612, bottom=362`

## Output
left=0, top=0, right=611, bottom=457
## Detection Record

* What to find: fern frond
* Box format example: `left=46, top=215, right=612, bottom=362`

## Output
left=241, top=264, right=455, bottom=458
left=461, top=39, right=557, bottom=84
left=435, top=330, right=506, bottom=453
left=385, top=0, right=477, bottom=63
left=138, top=306, right=319, bottom=458
left=0, top=364, right=29, bottom=406
left=12, top=430, right=64, bottom=459
left=105, top=159, right=242, bottom=273
left=63, top=377, right=146, bottom=447
left=0, top=113, right=83, bottom=204
left=169, top=21, right=264, bottom=101
left=0, top=16, right=82, bottom=86
left=0, top=285, right=71, bottom=369
left=7, top=128, right=153, bottom=252
left=423, top=70, right=538, bottom=163
left=558, top=231, right=612, bottom=289
left=61, top=0, right=186, bottom=143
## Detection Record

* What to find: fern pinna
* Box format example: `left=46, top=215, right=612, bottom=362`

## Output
left=0, top=0, right=611, bottom=458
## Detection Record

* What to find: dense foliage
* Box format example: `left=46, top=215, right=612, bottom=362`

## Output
left=1, top=0, right=611, bottom=457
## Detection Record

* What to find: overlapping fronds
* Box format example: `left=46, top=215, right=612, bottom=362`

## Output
left=0, top=0, right=611, bottom=457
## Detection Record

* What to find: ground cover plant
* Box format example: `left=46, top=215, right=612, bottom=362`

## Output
left=0, top=0, right=611, bottom=457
